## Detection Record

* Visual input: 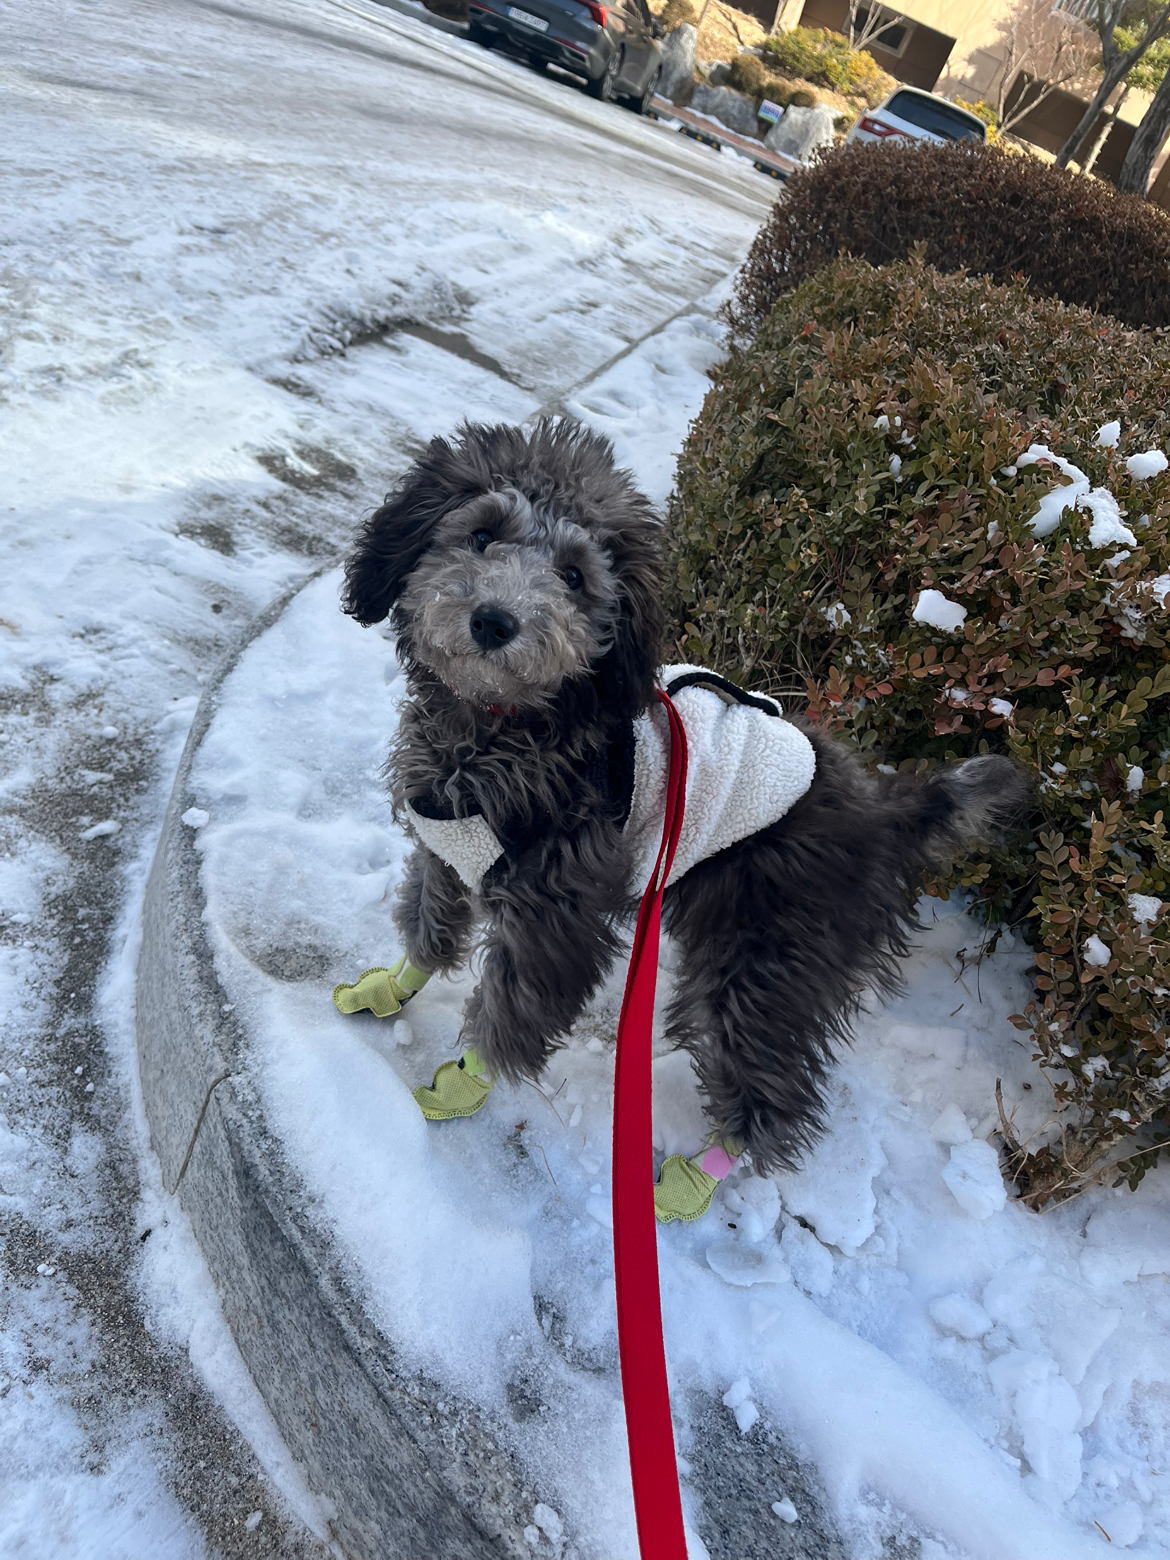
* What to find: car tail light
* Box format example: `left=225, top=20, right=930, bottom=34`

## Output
left=582, top=1, right=607, bottom=23
left=858, top=116, right=905, bottom=138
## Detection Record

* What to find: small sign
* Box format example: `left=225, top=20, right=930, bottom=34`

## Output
left=757, top=99, right=784, bottom=124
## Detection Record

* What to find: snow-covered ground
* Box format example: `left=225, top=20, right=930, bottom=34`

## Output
left=0, top=0, right=763, bottom=1552
left=188, top=569, right=1170, bottom=1560
left=4, top=0, right=1169, bottom=1555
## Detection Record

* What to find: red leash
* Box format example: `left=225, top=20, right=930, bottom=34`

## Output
left=612, top=691, right=689, bottom=1560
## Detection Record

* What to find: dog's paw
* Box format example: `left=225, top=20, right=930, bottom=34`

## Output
left=653, top=1145, right=739, bottom=1224
left=332, top=956, right=430, bottom=1018
left=412, top=1050, right=493, bottom=1120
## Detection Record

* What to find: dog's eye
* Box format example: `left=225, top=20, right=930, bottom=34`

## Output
left=563, top=566, right=584, bottom=592
left=469, top=530, right=494, bottom=553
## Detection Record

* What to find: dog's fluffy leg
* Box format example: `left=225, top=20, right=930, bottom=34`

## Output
left=460, top=821, right=627, bottom=1083
left=393, top=845, right=476, bottom=974
left=664, top=889, right=842, bottom=1175
left=662, top=741, right=1029, bottom=1172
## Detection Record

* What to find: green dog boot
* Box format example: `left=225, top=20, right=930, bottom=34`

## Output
left=413, top=1049, right=493, bottom=1121
left=654, top=1143, right=740, bottom=1224
left=332, top=956, right=430, bottom=1018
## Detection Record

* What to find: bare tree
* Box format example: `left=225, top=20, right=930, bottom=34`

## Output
left=992, top=0, right=1101, bottom=138
left=1055, top=0, right=1170, bottom=167
left=1077, top=82, right=1130, bottom=171
left=1116, top=60, right=1170, bottom=189
left=845, top=1, right=909, bottom=54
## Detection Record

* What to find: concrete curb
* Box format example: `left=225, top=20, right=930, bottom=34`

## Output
left=137, top=572, right=547, bottom=1560
left=137, top=571, right=847, bottom=1560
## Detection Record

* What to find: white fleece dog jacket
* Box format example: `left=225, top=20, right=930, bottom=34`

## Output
left=406, top=666, right=817, bottom=894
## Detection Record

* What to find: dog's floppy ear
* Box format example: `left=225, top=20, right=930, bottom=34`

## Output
left=593, top=499, right=666, bottom=720
left=343, top=437, right=463, bottom=625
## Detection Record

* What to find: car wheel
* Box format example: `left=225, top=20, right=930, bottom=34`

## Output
left=630, top=64, right=660, bottom=115
left=468, top=20, right=492, bottom=46
left=587, top=48, right=621, bottom=101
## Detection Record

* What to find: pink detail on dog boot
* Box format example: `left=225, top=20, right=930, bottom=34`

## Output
left=700, top=1146, right=738, bottom=1180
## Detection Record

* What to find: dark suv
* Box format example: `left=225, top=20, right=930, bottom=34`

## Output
left=467, top=0, right=664, bottom=112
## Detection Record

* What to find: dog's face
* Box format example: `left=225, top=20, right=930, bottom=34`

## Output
left=343, top=420, right=666, bottom=717
left=397, top=487, right=622, bottom=710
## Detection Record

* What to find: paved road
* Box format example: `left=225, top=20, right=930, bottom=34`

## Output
left=0, top=1, right=769, bottom=1553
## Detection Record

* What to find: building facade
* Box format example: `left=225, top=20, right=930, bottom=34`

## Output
left=767, top=0, right=1169, bottom=204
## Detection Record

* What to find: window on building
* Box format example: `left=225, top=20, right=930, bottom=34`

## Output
left=854, top=5, right=912, bottom=55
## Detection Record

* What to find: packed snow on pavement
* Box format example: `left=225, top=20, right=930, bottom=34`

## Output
left=0, top=0, right=761, bottom=1552
left=3, top=0, right=1170, bottom=1555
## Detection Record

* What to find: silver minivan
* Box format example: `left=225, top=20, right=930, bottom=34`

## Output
left=846, top=87, right=987, bottom=147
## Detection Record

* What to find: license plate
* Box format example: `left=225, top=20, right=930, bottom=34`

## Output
left=507, top=6, right=549, bottom=28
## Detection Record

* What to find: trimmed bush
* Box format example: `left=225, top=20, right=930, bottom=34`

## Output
left=761, top=26, right=892, bottom=105
left=724, top=142, right=1170, bottom=343
left=667, top=256, right=1170, bottom=1207
left=657, top=0, right=697, bottom=30
left=725, top=52, right=813, bottom=111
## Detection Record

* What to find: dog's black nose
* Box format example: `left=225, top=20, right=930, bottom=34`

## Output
left=469, top=605, right=519, bottom=650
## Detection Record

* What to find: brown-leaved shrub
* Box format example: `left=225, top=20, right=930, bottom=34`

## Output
left=667, top=257, right=1170, bottom=1207
left=724, top=142, right=1170, bottom=343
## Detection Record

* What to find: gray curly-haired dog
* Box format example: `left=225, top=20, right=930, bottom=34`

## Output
left=343, top=418, right=1027, bottom=1173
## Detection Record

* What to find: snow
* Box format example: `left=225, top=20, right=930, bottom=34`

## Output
left=1081, top=487, right=1138, bottom=549
left=0, top=0, right=768, bottom=1549
left=1151, top=573, right=1170, bottom=608
left=1019, top=444, right=1091, bottom=536
left=7, top=0, right=1170, bottom=1549
left=942, top=1140, right=1008, bottom=1220
left=1083, top=935, right=1112, bottom=968
left=988, top=697, right=1014, bottom=718
left=1129, top=894, right=1162, bottom=926
left=1016, top=441, right=1152, bottom=548
left=1125, top=450, right=1168, bottom=480
left=930, top=1102, right=973, bottom=1144
left=182, top=569, right=1170, bottom=1556
left=928, top=1292, right=992, bottom=1339
left=912, top=588, right=968, bottom=633
left=771, top=1496, right=799, bottom=1522
left=1125, top=765, right=1144, bottom=794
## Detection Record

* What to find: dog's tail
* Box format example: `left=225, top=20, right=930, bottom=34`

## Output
left=910, top=754, right=1031, bottom=865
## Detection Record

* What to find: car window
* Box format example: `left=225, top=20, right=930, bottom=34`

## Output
left=885, top=91, right=986, bottom=143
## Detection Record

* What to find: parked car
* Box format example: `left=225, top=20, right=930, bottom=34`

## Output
left=845, top=87, right=987, bottom=147
left=467, top=0, right=664, bottom=113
